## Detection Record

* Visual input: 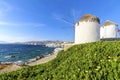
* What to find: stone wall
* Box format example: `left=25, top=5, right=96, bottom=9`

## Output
left=64, top=43, right=74, bottom=51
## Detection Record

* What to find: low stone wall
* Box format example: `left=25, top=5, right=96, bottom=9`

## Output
left=101, top=38, right=120, bottom=41
left=64, top=43, right=74, bottom=51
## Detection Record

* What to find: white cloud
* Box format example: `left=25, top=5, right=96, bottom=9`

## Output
left=0, top=21, right=46, bottom=27
left=0, top=35, right=36, bottom=43
left=0, top=0, right=46, bottom=27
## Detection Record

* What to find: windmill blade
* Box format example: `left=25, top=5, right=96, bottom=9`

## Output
left=70, top=9, right=77, bottom=23
left=71, top=9, right=82, bottom=23
left=61, top=25, right=74, bottom=29
left=61, top=17, right=74, bottom=25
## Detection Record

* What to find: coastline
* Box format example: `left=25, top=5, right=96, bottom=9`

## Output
left=27, top=52, right=57, bottom=66
left=0, top=47, right=63, bottom=74
left=27, top=47, right=63, bottom=66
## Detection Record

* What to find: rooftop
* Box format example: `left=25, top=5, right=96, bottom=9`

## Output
left=102, top=20, right=118, bottom=27
left=77, top=14, right=100, bottom=24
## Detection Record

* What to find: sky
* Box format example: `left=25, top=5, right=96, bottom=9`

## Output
left=0, top=0, right=120, bottom=42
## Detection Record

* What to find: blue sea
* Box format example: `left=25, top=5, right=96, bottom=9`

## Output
left=0, top=44, right=55, bottom=64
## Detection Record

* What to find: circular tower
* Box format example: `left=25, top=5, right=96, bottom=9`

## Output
left=100, top=20, right=118, bottom=39
left=74, top=14, right=100, bottom=44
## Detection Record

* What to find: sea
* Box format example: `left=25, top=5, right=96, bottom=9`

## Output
left=0, top=44, right=55, bottom=64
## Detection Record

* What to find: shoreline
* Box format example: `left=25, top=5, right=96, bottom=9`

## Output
left=0, top=47, right=63, bottom=74
left=27, top=52, right=57, bottom=66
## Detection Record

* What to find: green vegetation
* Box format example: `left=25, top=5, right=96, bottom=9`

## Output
left=1, top=41, right=120, bottom=80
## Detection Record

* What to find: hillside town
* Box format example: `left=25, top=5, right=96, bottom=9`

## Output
left=17, top=41, right=68, bottom=48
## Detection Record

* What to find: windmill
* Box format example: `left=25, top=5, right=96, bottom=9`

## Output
left=100, top=20, right=119, bottom=39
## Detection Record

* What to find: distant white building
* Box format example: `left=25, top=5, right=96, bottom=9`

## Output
left=100, top=20, right=118, bottom=39
left=74, top=14, right=100, bottom=44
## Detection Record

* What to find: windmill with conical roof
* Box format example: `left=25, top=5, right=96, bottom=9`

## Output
left=74, top=14, right=100, bottom=44
left=100, top=20, right=118, bottom=39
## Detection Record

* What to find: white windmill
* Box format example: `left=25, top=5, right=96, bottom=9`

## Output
left=100, top=20, right=118, bottom=39
left=74, top=14, right=100, bottom=44
left=60, top=13, right=101, bottom=50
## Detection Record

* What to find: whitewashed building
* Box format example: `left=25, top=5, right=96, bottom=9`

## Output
left=74, top=14, right=100, bottom=44
left=100, top=20, right=118, bottom=39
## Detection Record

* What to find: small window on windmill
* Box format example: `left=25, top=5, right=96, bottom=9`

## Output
left=87, top=19, right=89, bottom=22
left=93, top=18, right=95, bottom=22
left=77, top=22, right=79, bottom=26
left=92, top=17, right=94, bottom=22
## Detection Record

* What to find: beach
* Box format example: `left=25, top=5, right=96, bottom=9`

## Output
left=0, top=53, right=57, bottom=74
left=0, top=64, right=22, bottom=74
left=27, top=47, right=62, bottom=66
left=0, top=50, right=60, bottom=74
left=28, top=53, right=57, bottom=66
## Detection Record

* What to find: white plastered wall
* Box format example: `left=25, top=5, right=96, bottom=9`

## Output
left=75, top=22, right=100, bottom=44
left=104, top=25, right=117, bottom=38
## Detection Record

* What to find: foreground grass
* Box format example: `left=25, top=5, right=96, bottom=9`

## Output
left=1, top=41, right=120, bottom=80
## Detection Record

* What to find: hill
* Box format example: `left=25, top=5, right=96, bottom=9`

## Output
left=0, top=41, right=120, bottom=80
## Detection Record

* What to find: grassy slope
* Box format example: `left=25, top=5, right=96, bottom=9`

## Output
left=1, top=41, right=120, bottom=80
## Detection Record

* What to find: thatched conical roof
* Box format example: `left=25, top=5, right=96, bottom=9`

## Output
left=77, top=14, right=100, bottom=24
left=102, top=20, right=118, bottom=27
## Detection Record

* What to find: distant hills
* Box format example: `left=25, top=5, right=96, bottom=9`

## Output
left=14, top=40, right=65, bottom=45
left=0, top=41, right=8, bottom=44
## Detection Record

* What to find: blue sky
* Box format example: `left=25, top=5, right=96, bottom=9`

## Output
left=0, top=0, right=120, bottom=42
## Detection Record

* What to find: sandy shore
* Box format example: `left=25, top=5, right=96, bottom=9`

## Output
left=27, top=53, right=57, bottom=66
left=0, top=53, right=57, bottom=74
left=0, top=64, right=22, bottom=74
